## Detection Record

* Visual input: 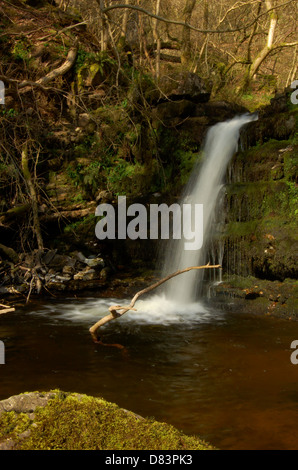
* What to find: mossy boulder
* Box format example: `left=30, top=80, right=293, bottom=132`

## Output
left=0, top=391, right=214, bottom=450
left=244, top=89, right=297, bottom=147
left=211, top=275, right=298, bottom=319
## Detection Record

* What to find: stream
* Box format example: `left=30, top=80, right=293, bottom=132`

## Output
left=1, top=295, right=298, bottom=450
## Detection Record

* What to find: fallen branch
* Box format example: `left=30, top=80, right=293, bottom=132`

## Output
left=0, top=243, right=19, bottom=264
left=0, top=308, right=15, bottom=314
left=35, top=38, right=79, bottom=87
left=0, top=38, right=78, bottom=93
left=0, top=303, right=15, bottom=314
left=39, top=21, right=87, bottom=41
left=89, top=264, right=221, bottom=342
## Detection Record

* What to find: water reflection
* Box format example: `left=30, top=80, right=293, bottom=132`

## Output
left=1, top=297, right=298, bottom=450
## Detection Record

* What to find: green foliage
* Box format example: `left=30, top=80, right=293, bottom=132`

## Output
left=106, top=160, right=145, bottom=196
left=76, top=50, right=116, bottom=72
left=75, top=49, right=89, bottom=70
left=12, top=38, right=31, bottom=62
left=0, top=108, right=18, bottom=119
left=286, top=181, right=298, bottom=218
left=67, top=162, right=84, bottom=187
left=67, top=160, right=106, bottom=197
left=76, top=50, right=117, bottom=89
left=82, top=161, right=105, bottom=194
left=64, top=214, right=95, bottom=235
left=176, top=149, right=198, bottom=185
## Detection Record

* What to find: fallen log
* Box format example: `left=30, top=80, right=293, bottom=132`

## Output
left=0, top=204, right=31, bottom=223
left=0, top=38, right=78, bottom=93
left=0, top=304, right=15, bottom=314
left=0, top=243, right=19, bottom=264
left=89, top=264, right=221, bottom=342
left=0, top=308, right=15, bottom=314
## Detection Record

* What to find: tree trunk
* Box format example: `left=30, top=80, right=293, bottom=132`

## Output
left=120, top=0, right=129, bottom=39
left=247, top=0, right=278, bottom=81
left=246, top=0, right=262, bottom=63
left=152, top=0, right=161, bottom=80
left=181, top=0, right=196, bottom=66
left=96, top=0, right=109, bottom=52
left=286, top=45, right=297, bottom=86
left=21, top=145, right=44, bottom=251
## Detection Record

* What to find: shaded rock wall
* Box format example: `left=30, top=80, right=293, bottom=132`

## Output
left=217, top=92, right=297, bottom=281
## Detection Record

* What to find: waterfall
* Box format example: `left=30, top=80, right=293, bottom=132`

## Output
left=161, top=113, right=258, bottom=304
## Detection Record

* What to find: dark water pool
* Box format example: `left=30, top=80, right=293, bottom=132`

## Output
left=1, top=295, right=298, bottom=450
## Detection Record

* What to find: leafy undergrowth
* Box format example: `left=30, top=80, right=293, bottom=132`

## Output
left=0, top=391, right=214, bottom=450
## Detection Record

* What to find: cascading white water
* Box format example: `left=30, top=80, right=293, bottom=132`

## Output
left=161, top=113, right=258, bottom=304
left=45, top=114, right=258, bottom=327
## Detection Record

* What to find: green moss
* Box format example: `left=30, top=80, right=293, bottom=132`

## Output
left=106, top=160, right=160, bottom=197
left=64, top=214, right=95, bottom=236
left=224, top=220, right=260, bottom=238
left=221, top=274, right=259, bottom=289
left=76, top=51, right=117, bottom=89
left=0, top=392, right=214, bottom=450
left=11, top=37, right=32, bottom=63
left=0, top=411, right=32, bottom=440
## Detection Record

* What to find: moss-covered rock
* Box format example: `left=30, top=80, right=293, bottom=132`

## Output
left=0, top=391, right=214, bottom=450
left=219, top=135, right=298, bottom=281
left=210, top=275, right=298, bottom=320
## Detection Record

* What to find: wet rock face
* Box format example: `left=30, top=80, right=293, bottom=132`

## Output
left=152, top=72, right=249, bottom=150
left=158, top=72, right=212, bottom=103
left=243, top=88, right=297, bottom=148
left=152, top=71, right=247, bottom=130
left=217, top=90, right=298, bottom=282
left=209, top=275, right=298, bottom=320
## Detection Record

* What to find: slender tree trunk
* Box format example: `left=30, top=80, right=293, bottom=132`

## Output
left=96, top=0, right=109, bottom=51
left=121, top=0, right=129, bottom=39
left=21, top=145, right=43, bottom=251
left=181, top=0, right=196, bottom=66
left=152, top=0, right=161, bottom=80
left=196, top=0, right=209, bottom=70
left=247, top=0, right=278, bottom=81
left=247, top=0, right=262, bottom=63
left=286, top=45, right=297, bottom=86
